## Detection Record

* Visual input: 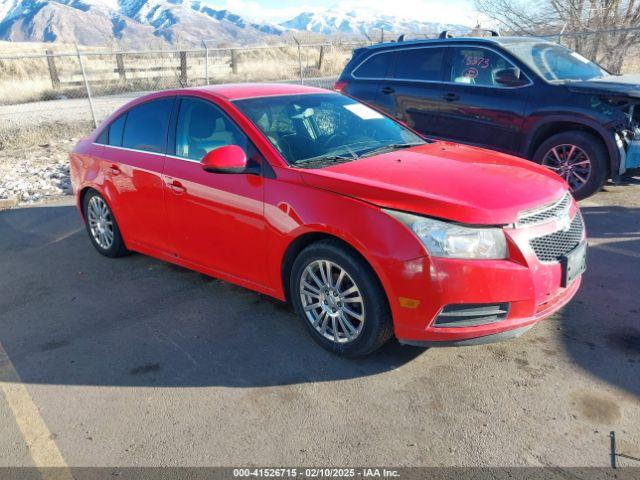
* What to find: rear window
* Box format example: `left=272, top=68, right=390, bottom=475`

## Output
left=122, top=98, right=173, bottom=153
left=96, top=113, right=126, bottom=147
left=353, top=51, right=394, bottom=78
left=394, top=47, right=445, bottom=81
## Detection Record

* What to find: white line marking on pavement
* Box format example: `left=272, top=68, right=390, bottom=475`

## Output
left=589, top=239, right=640, bottom=259
left=0, top=342, right=73, bottom=479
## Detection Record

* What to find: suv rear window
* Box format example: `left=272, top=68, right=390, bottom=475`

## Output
left=394, top=47, right=445, bottom=81
left=353, top=51, right=394, bottom=78
left=122, top=98, right=173, bottom=153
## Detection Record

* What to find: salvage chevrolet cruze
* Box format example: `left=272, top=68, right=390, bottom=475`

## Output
left=69, top=84, right=586, bottom=357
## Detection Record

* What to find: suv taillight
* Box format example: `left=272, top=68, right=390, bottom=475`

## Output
left=333, top=81, right=347, bottom=92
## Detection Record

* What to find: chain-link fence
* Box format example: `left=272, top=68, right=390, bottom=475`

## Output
left=2, top=29, right=640, bottom=142
left=0, top=41, right=364, bottom=137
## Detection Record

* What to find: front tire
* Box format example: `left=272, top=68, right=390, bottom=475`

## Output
left=83, top=190, right=128, bottom=258
left=290, top=239, right=393, bottom=357
left=532, top=131, right=608, bottom=200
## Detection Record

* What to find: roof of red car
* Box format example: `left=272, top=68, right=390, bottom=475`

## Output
left=188, top=83, right=331, bottom=100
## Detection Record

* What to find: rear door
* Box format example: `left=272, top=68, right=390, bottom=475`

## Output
left=384, top=46, right=448, bottom=138
left=346, top=49, right=396, bottom=115
left=96, top=97, right=175, bottom=253
left=438, top=45, right=531, bottom=154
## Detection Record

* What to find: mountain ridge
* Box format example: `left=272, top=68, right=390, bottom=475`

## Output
left=0, top=1, right=470, bottom=47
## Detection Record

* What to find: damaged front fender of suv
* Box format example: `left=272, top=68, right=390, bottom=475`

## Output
left=601, top=95, right=640, bottom=175
left=567, top=81, right=640, bottom=175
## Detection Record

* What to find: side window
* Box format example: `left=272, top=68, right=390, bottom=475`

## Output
left=450, top=47, right=514, bottom=86
left=96, top=113, right=126, bottom=147
left=353, top=52, right=394, bottom=78
left=122, top=98, right=173, bottom=153
left=175, top=97, right=248, bottom=161
left=393, top=47, right=445, bottom=81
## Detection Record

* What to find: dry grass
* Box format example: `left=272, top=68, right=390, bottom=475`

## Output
left=1, top=41, right=356, bottom=105
left=0, top=120, right=92, bottom=151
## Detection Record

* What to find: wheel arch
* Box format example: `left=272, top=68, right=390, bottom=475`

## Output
left=77, top=186, right=95, bottom=220
left=523, top=117, right=617, bottom=178
left=280, top=231, right=390, bottom=307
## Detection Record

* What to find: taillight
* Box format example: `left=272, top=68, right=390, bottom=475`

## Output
left=333, top=80, right=347, bottom=92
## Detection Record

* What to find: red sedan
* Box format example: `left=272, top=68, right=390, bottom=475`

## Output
left=69, top=84, right=586, bottom=357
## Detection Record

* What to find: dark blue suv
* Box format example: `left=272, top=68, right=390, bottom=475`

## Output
left=335, top=34, right=640, bottom=199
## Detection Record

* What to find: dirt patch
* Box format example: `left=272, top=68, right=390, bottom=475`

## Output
left=572, top=391, right=622, bottom=424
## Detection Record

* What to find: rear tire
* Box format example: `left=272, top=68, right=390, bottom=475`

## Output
left=82, top=190, right=128, bottom=258
left=532, top=131, right=608, bottom=200
left=290, top=239, right=393, bottom=357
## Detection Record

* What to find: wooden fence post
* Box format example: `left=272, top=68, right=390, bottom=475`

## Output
left=318, top=45, right=325, bottom=71
left=231, top=49, right=238, bottom=75
left=115, top=53, right=126, bottom=81
left=45, top=50, right=60, bottom=89
left=179, top=51, right=188, bottom=84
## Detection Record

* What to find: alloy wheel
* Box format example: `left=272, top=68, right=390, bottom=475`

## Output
left=541, top=144, right=592, bottom=191
left=299, top=260, right=365, bottom=344
left=87, top=196, right=114, bottom=250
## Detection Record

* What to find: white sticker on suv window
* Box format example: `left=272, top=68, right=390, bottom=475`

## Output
left=570, top=52, right=590, bottom=64
left=343, top=103, right=383, bottom=120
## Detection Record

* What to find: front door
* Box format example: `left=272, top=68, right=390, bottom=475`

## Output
left=163, top=96, right=268, bottom=286
left=438, top=46, right=531, bottom=155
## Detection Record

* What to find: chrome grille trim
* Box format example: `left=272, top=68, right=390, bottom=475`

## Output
left=517, top=192, right=572, bottom=227
left=529, top=213, right=585, bottom=263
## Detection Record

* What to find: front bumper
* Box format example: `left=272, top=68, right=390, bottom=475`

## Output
left=384, top=206, right=585, bottom=346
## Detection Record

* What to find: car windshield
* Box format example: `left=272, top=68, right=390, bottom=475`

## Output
left=233, top=93, right=426, bottom=166
left=503, top=41, right=609, bottom=82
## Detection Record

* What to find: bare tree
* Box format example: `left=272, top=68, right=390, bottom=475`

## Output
left=475, top=0, right=640, bottom=73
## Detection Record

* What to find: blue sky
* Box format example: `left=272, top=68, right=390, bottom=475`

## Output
left=205, top=0, right=479, bottom=25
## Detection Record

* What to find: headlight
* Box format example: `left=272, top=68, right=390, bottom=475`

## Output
left=383, top=209, right=508, bottom=259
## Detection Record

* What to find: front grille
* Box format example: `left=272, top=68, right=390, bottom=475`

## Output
left=517, top=193, right=571, bottom=227
left=530, top=213, right=584, bottom=262
left=434, top=303, right=510, bottom=328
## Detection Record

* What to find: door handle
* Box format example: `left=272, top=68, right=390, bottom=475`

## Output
left=442, top=92, right=460, bottom=102
left=109, top=164, right=121, bottom=175
left=381, top=86, right=395, bottom=94
left=167, top=180, right=186, bottom=194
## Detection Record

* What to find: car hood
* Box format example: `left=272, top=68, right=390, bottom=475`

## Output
left=299, top=143, right=568, bottom=225
left=565, top=74, right=640, bottom=98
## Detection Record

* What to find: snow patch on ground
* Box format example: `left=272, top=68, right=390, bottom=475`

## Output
left=0, top=139, right=76, bottom=205
left=0, top=161, right=72, bottom=203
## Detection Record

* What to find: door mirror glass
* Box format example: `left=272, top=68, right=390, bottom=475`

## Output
left=201, top=145, right=247, bottom=173
left=494, top=67, right=527, bottom=87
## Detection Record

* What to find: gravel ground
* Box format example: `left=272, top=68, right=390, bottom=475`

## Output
left=0, top=140, right=76, bottom=204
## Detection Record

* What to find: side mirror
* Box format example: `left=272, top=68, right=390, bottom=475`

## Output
left=200, top=145, right=247, bottom=174
left=494, top=67, right=527, bottom=87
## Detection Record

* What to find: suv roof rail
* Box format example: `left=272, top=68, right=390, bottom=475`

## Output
left=396, top=33, right=432, bottom=42
left=438, top=29, right=501, bottom=39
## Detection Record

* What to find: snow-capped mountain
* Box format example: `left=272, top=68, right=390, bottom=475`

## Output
left=0, top=1, right=470, bottom=47
left=0, top=0, right=284, bottom=46
left=280, top=10, right=469, bottom=37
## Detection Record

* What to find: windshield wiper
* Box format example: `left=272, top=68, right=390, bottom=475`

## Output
left=358, top=142, right=424, bottom=157
left=293, top=154, right=356, bottom=167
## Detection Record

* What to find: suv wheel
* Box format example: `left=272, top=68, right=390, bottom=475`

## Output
left=532, top=131, right=608, bottom=200
left=290, top=239, right=393, bottom=357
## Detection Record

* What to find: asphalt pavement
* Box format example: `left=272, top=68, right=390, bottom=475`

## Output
left=0, top=180, right=639, bottom=468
